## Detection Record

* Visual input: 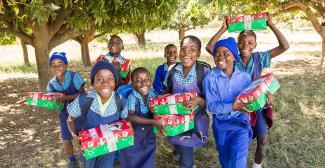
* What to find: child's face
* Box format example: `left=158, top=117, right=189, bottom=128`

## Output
left=50, top=59, right=67, bottom=77
left=179, top=38, right=200, bottom=68
left=93, top=69, right=116, bottom=101
left=108, top=36, right=123, bottom=55
left=238, top=34, right=257, bottom=59
left=132, top=72, right=151, bottom=96
left=164, top=46, right=177, bottom=65
left=214, top=46, right=235, bottom=70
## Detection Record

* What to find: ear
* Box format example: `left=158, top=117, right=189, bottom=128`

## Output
left=197, top=50, right=201, bottom=58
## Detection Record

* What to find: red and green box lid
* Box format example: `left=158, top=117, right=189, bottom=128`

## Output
left=80, top=119, right=134, bottom=150
left=154, top=114, right=194, bottom=126
left=226, top=12, right=268, bottom=32
left=149, top=92, right=197, bottom=106
left=238, top=73, right=280, bottom=110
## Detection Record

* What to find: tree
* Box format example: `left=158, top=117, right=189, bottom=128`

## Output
left=0, top=0, right=177, bottom=91
left=165, top=0, right=210, bottom=40
left=203, top=0, right=325, bottom=66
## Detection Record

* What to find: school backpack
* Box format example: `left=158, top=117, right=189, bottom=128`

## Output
left=79, top=93, right=122, bottom=131
left=165, top=61, right=211, bottom=143
left=166, top=60, right=211, bottom=93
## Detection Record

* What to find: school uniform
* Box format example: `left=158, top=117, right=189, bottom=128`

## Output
left=167, top=63, right=210, bottom=168
left=119, top=89, right=158, bottom=168
left=203, top=68, right=252, bottom=168
left=153, top=63, right=177, bottom=94
left=67, top=90, right=128, bottom=168
left=235, top=51, right=273, bottom=138
left=46, top=70, right=85, bottom=140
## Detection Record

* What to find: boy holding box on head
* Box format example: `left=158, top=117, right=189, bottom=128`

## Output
left=206, top=13, right=289, bottom=168
left=47, top=52, right=85, bottom=168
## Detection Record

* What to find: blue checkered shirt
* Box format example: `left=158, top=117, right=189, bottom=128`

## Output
left=235, top=51, right=270, bottom=76
left=67, top=90, right=128, bottom=118
left=46, top=70, right=84, bottom=92
left=164, top=63, right=197, bottom=86
left=128, top=89, right=158, bottom=114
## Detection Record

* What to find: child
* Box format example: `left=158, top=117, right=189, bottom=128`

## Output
left=46, top=52, right=85, bottom=168
left=206, top=14, right=289, bottom=168
left=165, top=35, right=210, bottom=168
left=66, top=61, right=128, bottom=168
left=97, top=35, right=131, bottom=87
left=153, top=44, right=178, bottom=94
left=203, top=37, right=252, bottom=167
left=119, top=67, right=164, bottom=168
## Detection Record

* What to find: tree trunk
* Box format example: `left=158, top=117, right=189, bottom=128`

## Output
left=81, top=40, right=91, bottom=67
left=33, top=24, right=52, bottom=91
left=321, top=34, right=325, bottom=66
left=134, top=30, right=146, bottom=48
left=20, top=38, right=30, bottom=66
left=178, top=29, right=186, bottom=41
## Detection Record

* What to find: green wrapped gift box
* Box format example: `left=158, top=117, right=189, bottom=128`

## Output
left=154, top=104, right=197, bottom=115
left=154, top=114, right=194, bottom=136
left=238, top=73, right=280, bottom=111
left=27, top=92, right=63, bottom=110
left=227, top=12, right=268, bottom=33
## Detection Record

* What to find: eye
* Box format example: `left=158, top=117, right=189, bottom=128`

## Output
left=95, top=77, right=103, bottom=83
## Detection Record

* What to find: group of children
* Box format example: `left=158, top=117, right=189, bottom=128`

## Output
left=46, top=14, right=289, bottom=168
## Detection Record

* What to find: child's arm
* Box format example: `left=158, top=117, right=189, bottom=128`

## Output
left=67, top=115, right=81, bottom=147
left=206, top=19, right=228, bottom=55
left=57, top=87, right=85, bottom=103
left=183, top=93, right=205, bottom=110
left=268, top=14, right=290, bottom=59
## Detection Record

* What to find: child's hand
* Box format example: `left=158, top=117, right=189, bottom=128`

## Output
left=149, top=103, right=155, bottom=114
left=154, top=119, right=165, bottom=136
left=232, top=96, right=252, bottom=114
left=267, top=13, right=274, bottom=27
left=72, top=134, right=81, bottom=149
left=56, top=93, right=66, bottom=103
left=221, top=17, right=228, bottom=32
left=183, top=93, right=199, bottom=111
left=266, top=91, right=277, bottom=105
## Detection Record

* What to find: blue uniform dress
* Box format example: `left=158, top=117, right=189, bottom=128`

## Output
left=46, top=70, right=85, bottom=140
left=153, top=63, right=168, bottom=94
left=166, top=63, right=210, bottom=168
left=67, top=90, right=128, bottom=168
left=203, top=68, right=252, bottom=168
left=235, top=51, right=271, bottom=138
left=120, top=89, right=158, bottom=168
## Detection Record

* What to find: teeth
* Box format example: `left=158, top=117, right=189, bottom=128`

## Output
left=102, top=88, right=111, bottom=94
left=218, top=61, right=225, bottom=65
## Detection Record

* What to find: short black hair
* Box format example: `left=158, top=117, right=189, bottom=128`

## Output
left=131, top=67, right=151, bottom=82
left=164, top=44, right=177, bottom=53
left=109, top=34, right=123, bottom=44
left=238, top=30, right=257, bottom=42
left=180, top=35, right=201, bottom=51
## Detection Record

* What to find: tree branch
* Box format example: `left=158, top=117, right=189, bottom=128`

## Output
left=49, top=28, right=80, bottom=49
left=272, top=6, right=301, bottom=17
left=0, top=28, right=34, bottom=45
left=49, top=8, right=70, bottom=38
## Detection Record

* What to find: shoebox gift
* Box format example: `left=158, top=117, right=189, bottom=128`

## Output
left=153, top=114, right=194, bottom=136
left=150, top=93, right=198, bottom=115
left=226, top=12, right=268, bottom=33
left=26, top=92, right=63, bottom=110
left=238, top=73, right=280, bottom=111
left=79, top=120, right=134, bottom=160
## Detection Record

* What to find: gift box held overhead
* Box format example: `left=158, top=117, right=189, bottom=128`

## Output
left=79, top=120, right=134, bottom=160
left=150, top=93, right=198, bottom=115
left=153, top=114, right=194, bottom=136
left=26, top=92, right=64, bottom=110
left=226, top=12, right=268, bottom=33
left=238, top=73, right=280, bottom=111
